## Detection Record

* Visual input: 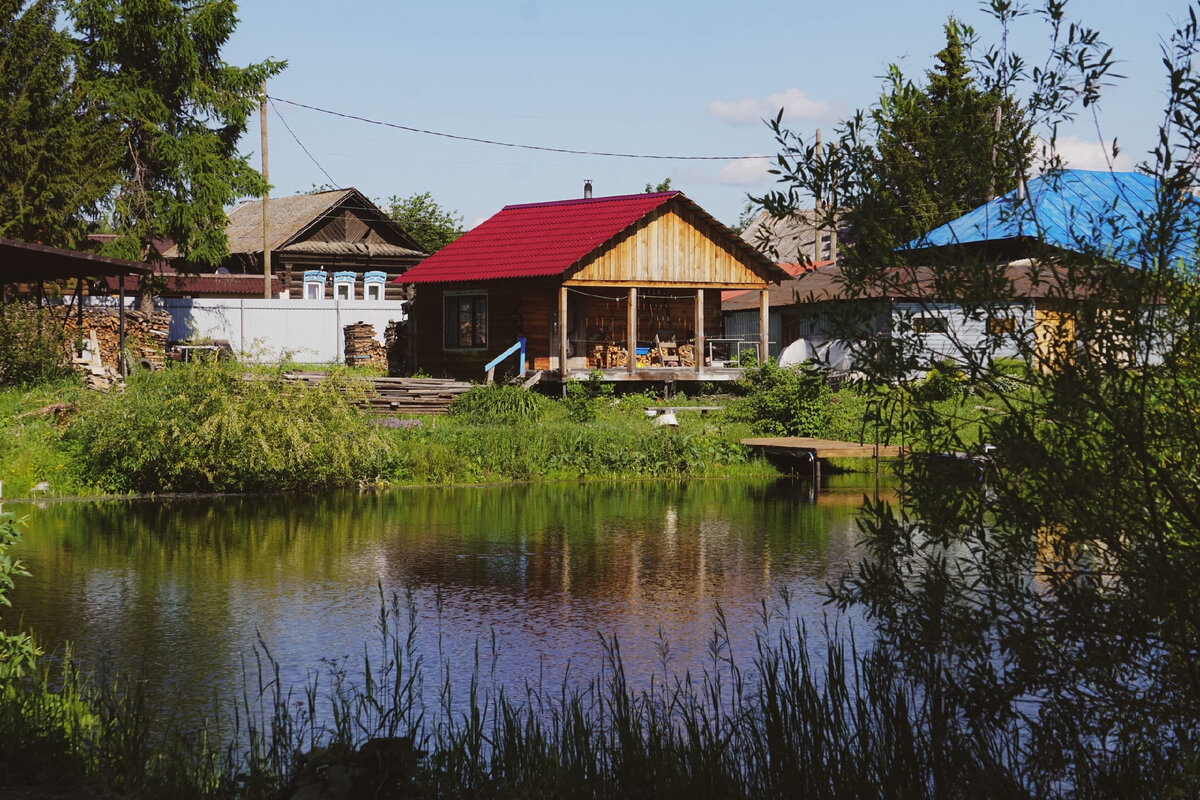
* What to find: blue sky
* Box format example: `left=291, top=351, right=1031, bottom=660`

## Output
left=224, top=1, right=1184, bottom=230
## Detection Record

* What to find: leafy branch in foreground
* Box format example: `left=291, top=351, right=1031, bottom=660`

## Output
left=761, top=0, right=1200, bottom=793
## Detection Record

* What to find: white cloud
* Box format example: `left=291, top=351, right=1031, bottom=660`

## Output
left=706, top=88, right=839, bottom=124
left=1036, top=135, right=1134, bottom=172
left=714, top=157, right=773, bottom=185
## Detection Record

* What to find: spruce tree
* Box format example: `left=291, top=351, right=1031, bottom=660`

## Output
left=0, top=0, right=116, bottom=247
left=69, top=0, right=284, bottom=266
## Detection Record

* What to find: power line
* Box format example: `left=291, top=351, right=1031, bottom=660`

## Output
left=270, top=98, right=339, bottom=189
left=270, top=96, right=772, bottom=161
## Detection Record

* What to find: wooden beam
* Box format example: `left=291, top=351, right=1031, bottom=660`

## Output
left=558, top=285, right=569, bottom=377
left=564, top=279, right=767, bottom=289
left=759, top=289, right=769, bottom=364
left=694, top=288, right=704, bottom=374
left=627, top=287, right=637, bottom=376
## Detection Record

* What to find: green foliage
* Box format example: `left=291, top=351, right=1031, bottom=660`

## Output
left=0, top=0, right=116, bottom=247
left=760, top=1, right=1200, bottom=792
left=0, top=301, right=73, bottom=386
left=756, top=16, right=1034, bottom=270
left=644, top=177, right=673, bottom=193
left=70, top=0, right=285, bottom=266
left=447, top=383, right=551, bottom=426
left=913, top=359, right=968, bottom=401
left=731, top=361, right=831, bottom=437
left=0, top=514, right=39, bottom=682
left=561, top=369, right=613, bottom=423
left=385, top=190, right=464, bottom=254
left=64, top=361, right=395, bottom=492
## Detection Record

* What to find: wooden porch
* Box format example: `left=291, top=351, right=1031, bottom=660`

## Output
left=549, top=284, right=769, bottom=382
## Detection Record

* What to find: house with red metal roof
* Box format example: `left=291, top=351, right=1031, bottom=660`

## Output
left=398, top=190, right=788, bottom=382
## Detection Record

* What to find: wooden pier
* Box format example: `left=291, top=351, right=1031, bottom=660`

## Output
left=741, top=437, right=902, bottom=479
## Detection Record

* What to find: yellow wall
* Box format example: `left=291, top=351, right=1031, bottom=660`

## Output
left=566, top=206, right=768, bottom=288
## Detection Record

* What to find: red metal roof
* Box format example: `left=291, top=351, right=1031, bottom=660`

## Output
left=398, top=192, right=682, bottom=284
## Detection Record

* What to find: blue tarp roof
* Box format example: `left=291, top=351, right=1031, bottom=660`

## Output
left=908, top=169, right=1200, bottom=269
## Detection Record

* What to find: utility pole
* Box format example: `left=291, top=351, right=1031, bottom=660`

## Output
left=813, top=128, right=823, bottom=262
left=261, top=80, right=272, bottom=299
left=988, top=105, right=1001, bottom=201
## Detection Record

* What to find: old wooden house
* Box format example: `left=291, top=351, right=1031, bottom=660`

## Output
left=166, top=188, right=424, bottom=300
left=398, top=190, right=788, bottom=382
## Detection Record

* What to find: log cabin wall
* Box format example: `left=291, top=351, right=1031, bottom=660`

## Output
left=411, top=278, right=555, bottom=379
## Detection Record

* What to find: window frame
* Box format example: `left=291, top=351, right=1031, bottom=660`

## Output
left=443, top=291, right=489, bottom=350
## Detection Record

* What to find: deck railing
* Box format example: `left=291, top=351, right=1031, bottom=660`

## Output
left=484, top=337, right=526, bottom=383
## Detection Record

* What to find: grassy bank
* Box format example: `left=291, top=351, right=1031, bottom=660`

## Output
left=0, top=360, right=1022, bottom=497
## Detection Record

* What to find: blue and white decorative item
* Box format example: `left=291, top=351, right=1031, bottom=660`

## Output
left=302, top=269, right=328, bottom=300
left=364, top=271, right=387, bottom=300
left=333, top=271, right=357, bottom=300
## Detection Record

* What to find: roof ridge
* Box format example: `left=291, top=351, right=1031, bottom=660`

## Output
left=502, top=191, right=679, bottom=211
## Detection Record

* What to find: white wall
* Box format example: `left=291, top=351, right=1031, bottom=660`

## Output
left=155, top=298, right=408, bottom=363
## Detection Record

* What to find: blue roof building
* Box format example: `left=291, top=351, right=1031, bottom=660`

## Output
left=908, top=169, right=1200, bottom=270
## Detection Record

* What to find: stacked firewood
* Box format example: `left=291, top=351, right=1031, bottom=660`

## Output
left=65, top=308, right=170, bottom=376
left=344, top=322, right=388, bottom=370
left=587, top=344, right=697, bottom=368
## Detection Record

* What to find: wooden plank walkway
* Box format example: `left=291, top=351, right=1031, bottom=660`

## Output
left=741, top=437, right=903, bottom=459
left=284, top=372, right=472, bottom=415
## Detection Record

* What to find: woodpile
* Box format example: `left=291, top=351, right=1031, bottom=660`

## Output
left=285, top=372, right=472, bottom=415
left=588, top=343, right=697, bottom=369
left=343, top=322, right=388, bottom=370
left=65, top=308, right=171, bottom=372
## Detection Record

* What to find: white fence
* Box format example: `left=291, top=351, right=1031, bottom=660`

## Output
left=155, top=298, right=408, bottom=363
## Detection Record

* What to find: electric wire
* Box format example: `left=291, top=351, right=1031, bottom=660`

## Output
left=270, top=96, right=771, bottom=161
left=270, top=98, right=339, bottom=189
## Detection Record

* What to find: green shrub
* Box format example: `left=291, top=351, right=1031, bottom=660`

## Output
left=913, top=359, right=968, bottom=402
left=447, top=383, right=551, bottom=425
left=561, top=369, right=613, bottom=423
left=0, top=514, right=39, bottom=681
left=0, top=302, right=72, bottom=386
left=730, top=361, right=831, bottom=437
left=63, top=361, right=397, bottom=493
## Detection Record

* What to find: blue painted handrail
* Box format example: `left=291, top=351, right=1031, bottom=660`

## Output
left=484, top=337, right=526, bottom=382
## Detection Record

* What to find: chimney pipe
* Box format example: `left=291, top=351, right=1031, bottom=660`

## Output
left=584, top=180, right=593, bottom=199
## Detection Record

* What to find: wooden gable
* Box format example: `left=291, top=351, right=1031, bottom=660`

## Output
left=565, top=202, right=773, bottom=289
left=298, top=197, right=416, bottom=251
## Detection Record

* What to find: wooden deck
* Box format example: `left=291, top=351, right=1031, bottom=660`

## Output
left=741, top=437, right=903, bottom=459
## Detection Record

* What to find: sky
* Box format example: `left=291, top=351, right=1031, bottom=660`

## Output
left=224, top=0, right=1187, bottom=231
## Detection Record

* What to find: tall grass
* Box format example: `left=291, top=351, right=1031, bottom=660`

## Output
left=7, top=586, right=1179, bottom=799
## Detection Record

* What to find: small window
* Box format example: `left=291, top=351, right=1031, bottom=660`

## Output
left=987, top=316, right=1017, bottom=334
left=333, top=271, right=356, bottom=301
left=444, top=293, right=488, bottom=349
left=303, top=269, right=328, bottom=300
left=364, top=270, right=387, bottom=302
left=913, top=316, right=948, bottom=334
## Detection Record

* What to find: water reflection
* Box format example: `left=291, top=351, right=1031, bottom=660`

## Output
left=3, top=477, right=887, bottom=720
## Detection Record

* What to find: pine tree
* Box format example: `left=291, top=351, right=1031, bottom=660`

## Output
left=0, top=0, right=116, bottom=247
left=856, top=18, right=1033, bottom=260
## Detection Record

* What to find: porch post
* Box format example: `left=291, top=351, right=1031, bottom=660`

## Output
left=118, top=272, right=126, bottom=375
left=694, top=288, right=704, bottom=375
left=558, top=285, right=569, bottom=377
left=759, top=289, right=769, bottom=364
left=627, top=287, right=637, bottom=376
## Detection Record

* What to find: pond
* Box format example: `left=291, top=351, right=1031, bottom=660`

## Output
left=2, top=477, right=886, bottom=722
